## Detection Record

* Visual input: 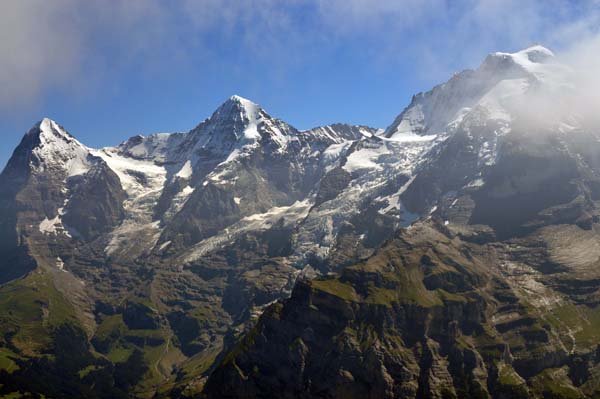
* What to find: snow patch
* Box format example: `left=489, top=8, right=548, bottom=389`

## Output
left=465, top=178, right=485, bottom=188
left=39, top=215, right=61, bottom=235
left=383, top=132, right=438, bottom=143
left=175, top=160, right=193, bottom=179
left=38, top=200, right=72, bottom=237
left=158, top=240, right=172, bottom=251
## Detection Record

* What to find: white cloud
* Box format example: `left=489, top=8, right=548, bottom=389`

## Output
left=1, top=0, right=599, bottom=110
left=0, top=0, right=172, bottom=109
left=0, top=1, right=83, bottom=108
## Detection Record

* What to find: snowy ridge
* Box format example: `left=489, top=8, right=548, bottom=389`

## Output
left=303, top=124, right=379, bottom=144
left=17, top=45, right=577, bottom=267
left=116, top=133, right=185, bottom=163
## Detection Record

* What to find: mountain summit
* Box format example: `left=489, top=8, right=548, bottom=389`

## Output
left=28, top=118, right=94, bottom=177
left=385, top=45, right=568, bottom=140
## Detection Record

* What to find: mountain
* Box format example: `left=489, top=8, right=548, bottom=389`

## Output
left=204, top=46, right=600, bottom=398
left=2, top=46, right=600, bottom=398
left=0, top=96, right=382, bottom=397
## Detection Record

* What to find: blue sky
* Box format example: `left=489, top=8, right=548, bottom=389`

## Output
left=1, top=0, right=599, bottom=168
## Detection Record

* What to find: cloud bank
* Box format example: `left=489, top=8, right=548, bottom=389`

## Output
left=1, top=0, right=599, bottom=110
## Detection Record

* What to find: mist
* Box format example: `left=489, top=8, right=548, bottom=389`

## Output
left=500, top=34, right=600, bottom=134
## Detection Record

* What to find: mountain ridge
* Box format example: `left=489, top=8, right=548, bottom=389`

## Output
left=3, top=45, right=600, bottom=398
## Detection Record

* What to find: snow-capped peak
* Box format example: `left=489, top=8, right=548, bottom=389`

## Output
left=384, top=45, right=569, bottom=139
left=214, top=95, right=261, bottom=135
left=481, top=45, right=567, bottom=85
left=220, top=94, right=260, bottom=114
left=27, top=118, right=93, bottom=177
left=518, top=45, right=555, bottom=60
left=492, top=45, right=555, bottom=64
left=33, top=117, right=74, bottom=140
left=229, top=94, right=258, bottom=108
left=189, top=95, right=290, bottom=156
